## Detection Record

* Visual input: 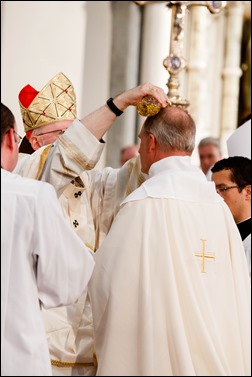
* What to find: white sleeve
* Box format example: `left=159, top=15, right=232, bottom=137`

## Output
left=15, top=119, right=105, bottom=197
left=34, top=182, right=95, bottom=309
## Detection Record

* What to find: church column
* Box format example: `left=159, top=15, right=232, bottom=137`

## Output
left=186, top=7, right=211, bottom=134
left=106, top=1, right=142, bottom=168
left=139, top=3, right=172, bottom=92
left=138, top=3, right=172, bottom=131
left=186, top=5, right=227, bottom=165
left=220, top=1, right=244, bottom=142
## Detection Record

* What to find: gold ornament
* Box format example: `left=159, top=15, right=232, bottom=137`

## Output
left=137, top=95, right=162, bottom=117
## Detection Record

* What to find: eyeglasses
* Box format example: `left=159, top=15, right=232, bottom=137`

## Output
left=9, top=129, right=22, bottom=145
left=13, top=130, right=22, bottom=143
left=36, top=129, right=67, bottom=137
left=216, top=185, right=243, bottom=193
left=5, top=129, right=22, bottom=145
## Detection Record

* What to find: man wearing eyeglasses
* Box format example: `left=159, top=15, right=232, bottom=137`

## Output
left=211, top=156, right=251, bottom=277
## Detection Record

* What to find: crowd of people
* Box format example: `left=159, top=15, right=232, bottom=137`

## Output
left=1, top=72, right=251, bottom=376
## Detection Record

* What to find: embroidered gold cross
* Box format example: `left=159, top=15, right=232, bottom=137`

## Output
left=194, top=239, right=215, bottom=273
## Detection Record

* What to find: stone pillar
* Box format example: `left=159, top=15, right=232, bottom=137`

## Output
left=140, top=3, right=172, bottom=91
left=106, top=1, right=142, bottom=168
left=220, top=1, right=244, bottom=143
left=138, top=3, right=172, bottom=130
left=186, top=7, right=210, bottom=131
left=186, top=6, right=226, bottom=164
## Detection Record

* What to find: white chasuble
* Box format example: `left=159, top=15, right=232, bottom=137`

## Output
left=89, top=157, right=251, bottom=376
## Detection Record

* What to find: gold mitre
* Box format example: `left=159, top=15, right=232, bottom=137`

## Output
left=19, top=72, right=77, bottom=132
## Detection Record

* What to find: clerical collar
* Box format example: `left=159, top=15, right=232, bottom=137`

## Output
left=236, top=218, right=251, bottom=241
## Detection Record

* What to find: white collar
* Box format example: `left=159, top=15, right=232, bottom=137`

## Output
left=121, top=156, right=222, bottom=205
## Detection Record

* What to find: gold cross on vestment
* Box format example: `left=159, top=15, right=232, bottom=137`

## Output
left=134, top=1, right=227, bottom=109
left=194, top=239, right=215, bottom=273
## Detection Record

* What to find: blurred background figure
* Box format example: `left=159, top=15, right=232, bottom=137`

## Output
left=198, top=137, right=222, bottom=179
left=120, top=144, right=139, bottom=166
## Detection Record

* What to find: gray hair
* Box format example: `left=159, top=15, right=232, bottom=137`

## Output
left=198, top=137, right=221, bottom=152
left=143, top=107, right=196, bottom=154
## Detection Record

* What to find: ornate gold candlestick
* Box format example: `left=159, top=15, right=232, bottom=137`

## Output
left=135, top=1, right=227, bottom=109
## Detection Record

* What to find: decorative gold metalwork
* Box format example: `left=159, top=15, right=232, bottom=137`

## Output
left=137, top=95, right=162, bottom=116
left=164, top=2, right=190, bottom=108
left=51, top=359, right=96, bottom=368
left=135, top=1, right=227, bottom=13
left=134, top=1, right=227, bottom=109
left=194, top=239, right=215, bottom=273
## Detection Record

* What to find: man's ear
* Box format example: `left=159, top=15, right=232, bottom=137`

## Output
left=149, top=133, right=157, bottom=152
left=244, top=184, right=251, bottom=200
left=29, top=135, right=41, bottom=151
left=4, top=129, right=15, bottom=149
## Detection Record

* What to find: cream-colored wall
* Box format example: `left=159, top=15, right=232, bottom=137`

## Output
left=1, top=1, right=84, bottom=135
left=1, top=1, right=111, bottom=149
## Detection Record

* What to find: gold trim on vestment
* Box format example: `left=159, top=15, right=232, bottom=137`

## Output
left=85, top=242, right=94, bottom=252
left=51, top=360, right=95, bottom=368
left=35, top=145, right=53, bottom=180
left=59, top=136, right=97, bottom=171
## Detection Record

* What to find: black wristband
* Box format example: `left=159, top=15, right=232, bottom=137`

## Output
left=106, top=97, right=123, bottom=116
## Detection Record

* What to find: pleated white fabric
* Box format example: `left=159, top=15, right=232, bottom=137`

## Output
left=89, top=157, right=251, bottom=376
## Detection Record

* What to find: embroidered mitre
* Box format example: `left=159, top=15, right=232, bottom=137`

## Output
left=19, top=72, right=77, bottom=132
